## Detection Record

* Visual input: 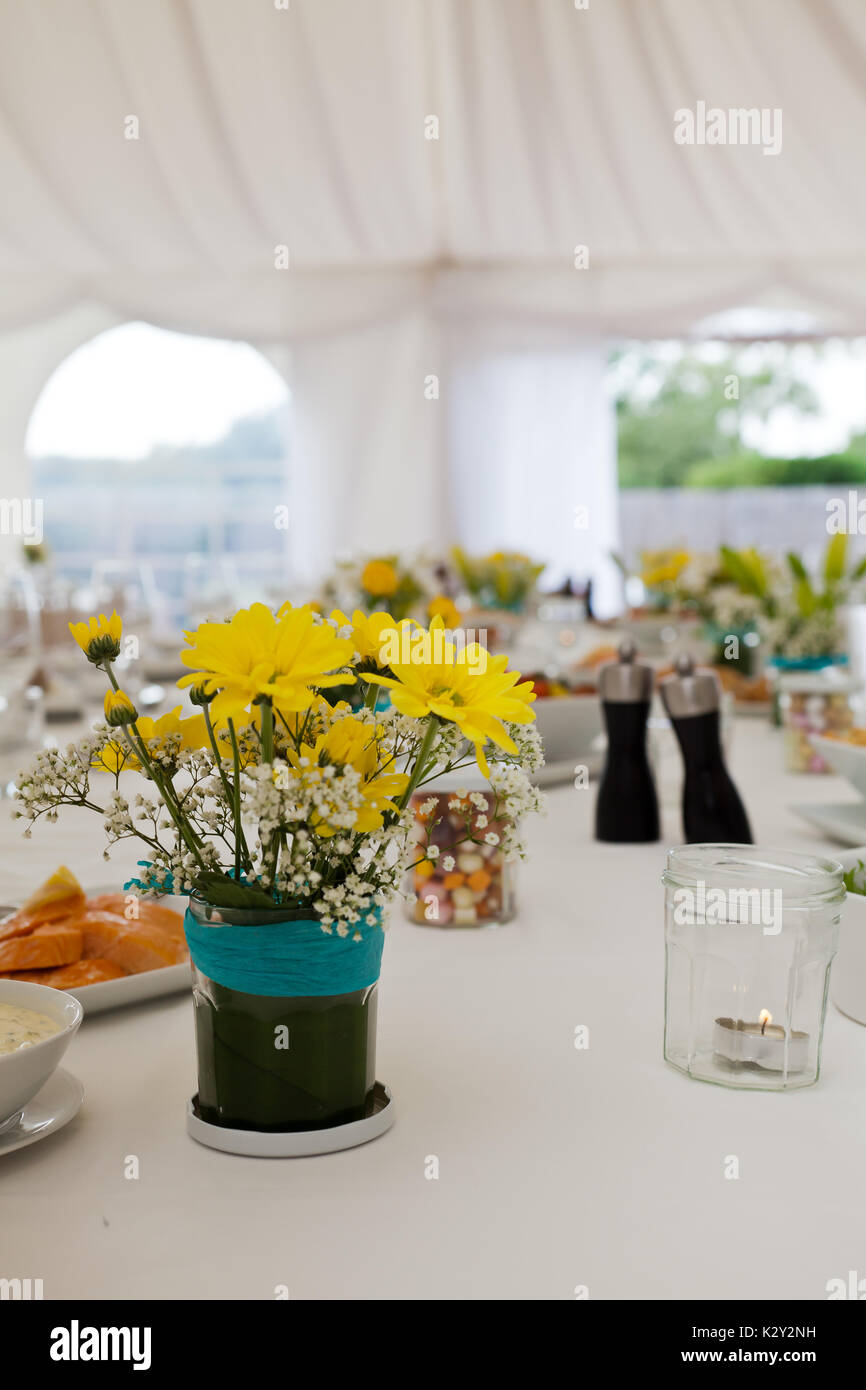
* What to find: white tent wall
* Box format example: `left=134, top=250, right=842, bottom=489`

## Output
left=4, top=0, right=866, bottom=584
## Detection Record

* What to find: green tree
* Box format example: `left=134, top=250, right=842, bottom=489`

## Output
left=613, top=344, right=820, bottom=488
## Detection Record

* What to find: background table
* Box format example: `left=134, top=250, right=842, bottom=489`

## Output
left=2, top=717, right=866, bottom=1300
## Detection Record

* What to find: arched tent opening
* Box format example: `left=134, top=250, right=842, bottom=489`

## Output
left=23, top=322, right=291, bottom=631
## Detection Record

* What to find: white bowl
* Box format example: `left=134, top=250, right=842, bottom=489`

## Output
left=0, top=980, right=82, bottom=1129
left=833, top=849, right=866, bottom=1025
left=533, top=693, right=603, bottom=764
left=810, top=736, right=866, bottom=798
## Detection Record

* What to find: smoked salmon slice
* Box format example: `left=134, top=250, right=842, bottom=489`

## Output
left=0, top=958, right=127, bottom=986
left=0, top=865, right=85, bottom=942
left=0, top=922, right=83, bottom=972
left=85, top=893, right=184, bottom=938
left=78, top=912, right=187, bottom=973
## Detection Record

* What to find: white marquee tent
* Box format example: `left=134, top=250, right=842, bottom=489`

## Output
left=3, top=0, right=866, bottom=601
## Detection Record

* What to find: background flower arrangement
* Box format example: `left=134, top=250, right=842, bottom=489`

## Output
left=450, top=547, right=545, bottom=613
left=14, top=604, right=544, bottom=934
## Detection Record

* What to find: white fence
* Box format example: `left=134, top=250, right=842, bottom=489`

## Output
left=618, top=486, right=866, bottom=565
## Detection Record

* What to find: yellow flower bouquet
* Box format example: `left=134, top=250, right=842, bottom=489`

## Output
left=14, top=603, right=544, bottom=1138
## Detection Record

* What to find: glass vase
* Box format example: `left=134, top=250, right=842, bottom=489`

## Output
left=187, top=898, right=378, bottom=1132
left=663, top=844, right=844, bottom=1090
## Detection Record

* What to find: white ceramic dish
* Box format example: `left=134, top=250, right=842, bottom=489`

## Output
left=0, top=1067, right=84, bottom=1156
left=809, top=735, right=866, bottom=799
left=833, top=849, right=866, bottom=1025
left=790, top=801, right=866, bottom=846
left=533, top=750, right=603, bottom=788
left=0, top=980, right=82, bottom=1127
left=534, top=693, right=603, bottom=766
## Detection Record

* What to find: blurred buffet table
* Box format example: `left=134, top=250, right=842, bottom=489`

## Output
left=2, top=716, right=866, bottom=1300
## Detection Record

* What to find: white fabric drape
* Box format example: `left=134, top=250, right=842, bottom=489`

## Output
left=2, top=0, right=866, bottom=336
left=4, top=0, right=866, bottom=583
left=447, top=327, right=620, bottom=616
left=288, top=310, right=447, bottom=585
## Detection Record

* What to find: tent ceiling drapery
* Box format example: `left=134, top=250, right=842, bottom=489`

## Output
left=3, top=0, right=866, bottom=597
left=2, top=0, right=866, bottom=338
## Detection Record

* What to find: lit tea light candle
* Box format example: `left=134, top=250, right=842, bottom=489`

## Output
left=713, top=1010, right=808, bottom=1072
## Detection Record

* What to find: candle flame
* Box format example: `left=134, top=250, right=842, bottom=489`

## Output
left=759, top=1008, right=772, bottom=1033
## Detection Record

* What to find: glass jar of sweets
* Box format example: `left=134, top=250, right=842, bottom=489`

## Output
left=777, top=662, right=857, bottom=771
left=406, top=770, right=517, bottom=928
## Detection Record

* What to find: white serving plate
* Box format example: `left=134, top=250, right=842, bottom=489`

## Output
left=790, top=801, right=866, bottom=846
left=1, top=888, right=191, bottom=1017
left=67, top=961, right=190, bottom=1015
left=810, top=734, right=866, bottom=798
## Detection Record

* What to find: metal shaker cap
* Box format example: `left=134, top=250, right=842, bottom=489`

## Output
left=659, top=653, right=720, bottom=719
left=597, top=639, right=654, bottom=702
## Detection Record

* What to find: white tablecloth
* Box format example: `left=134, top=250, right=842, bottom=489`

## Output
left=2, top=718, right=866, bottom=1301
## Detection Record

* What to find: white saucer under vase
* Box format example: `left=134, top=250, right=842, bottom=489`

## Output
left=186, top=1081, right=395, bottom=1157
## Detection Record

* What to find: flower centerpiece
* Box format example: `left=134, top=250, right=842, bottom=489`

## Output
left=451, top=547, right=544, bottom=614
left=321, top=553, right=434, bottom=622
left=14, top=603, right=542, bottom=1145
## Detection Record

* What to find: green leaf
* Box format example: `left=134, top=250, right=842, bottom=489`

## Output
left=824, top=532, right=848, bottom=585
left=786, top=551, right=809, bottom=583
left=192, top=872, right=279, bottom=912
left=719, top=545, right=762, bottom=597
left=843, top=860, right=866, bottom=896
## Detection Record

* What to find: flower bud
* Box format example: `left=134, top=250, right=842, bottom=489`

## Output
left=188, top=682, right=215, bottom=707
left=104, top=689, right=137, bottom=727
left=69, top=611, right=123, bottom=665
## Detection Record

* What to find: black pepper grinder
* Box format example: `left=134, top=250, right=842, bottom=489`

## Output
left=595, top=640, right=659, bottom=843
left=660, top=654, right=752, bottom=844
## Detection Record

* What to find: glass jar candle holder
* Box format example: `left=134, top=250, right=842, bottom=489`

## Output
left=406, top=777, right=516, bottom=928
left=663, top=844, right=844, bottom=1090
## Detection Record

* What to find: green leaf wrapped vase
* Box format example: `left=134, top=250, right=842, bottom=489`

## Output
left=185, top=897, right=384, bottom=1133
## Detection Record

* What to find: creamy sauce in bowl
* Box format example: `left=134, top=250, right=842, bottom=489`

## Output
left=0, top=1003, right=62, bottom=1055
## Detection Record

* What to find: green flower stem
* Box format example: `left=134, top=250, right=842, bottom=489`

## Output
left=396, top=715, right=439, bottom=812
left=260, top=698, right=275, bottom=765
left=205, top=708, right=253, bottom=875
left=103, top=662, right=208, bottom=871
left=227, top=718, right=244, bottom=883
left=254, top=700, right=280, bottom=887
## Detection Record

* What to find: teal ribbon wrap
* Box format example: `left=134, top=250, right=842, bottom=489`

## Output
left=183, top=907, right=384, bottom=998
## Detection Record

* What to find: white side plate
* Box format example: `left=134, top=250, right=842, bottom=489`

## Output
left=790, top=801, right=866, bottom=847
left=0, top=1067, right=84, bottom=1156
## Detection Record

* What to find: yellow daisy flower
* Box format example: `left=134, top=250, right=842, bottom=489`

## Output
left=92, top=739, right=138, bottom=775
left=361, top=559, right=399, bottom=597
left=92, top=707, right=207, bottom=773
left=367, top=618, right=536, bottom=775
left=179, top=602, right=355, bottom=722
left=427, top=595, right=461, bottom=629
left=69, top=610, right=122, bottom=664
left=287, top=715, right=409, bottom=836
left=330, top=608, right=417, bottom=668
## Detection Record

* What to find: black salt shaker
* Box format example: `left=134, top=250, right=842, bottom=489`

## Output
left=660, top=654, right=752, bottom=844
left=595, top=640, right=659, bottom=843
